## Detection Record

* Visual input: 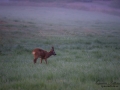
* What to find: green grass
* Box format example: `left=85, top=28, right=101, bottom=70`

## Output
left=0, top=7, right=120, bottom=90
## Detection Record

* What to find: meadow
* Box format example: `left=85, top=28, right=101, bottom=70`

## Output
left=0, top=6, right=120, bottom=90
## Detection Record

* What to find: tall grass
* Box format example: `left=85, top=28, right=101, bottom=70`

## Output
left=0, top=7, right=120, bottom=90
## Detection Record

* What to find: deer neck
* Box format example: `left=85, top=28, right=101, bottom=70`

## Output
left=46, top=51, right=52, bottom=58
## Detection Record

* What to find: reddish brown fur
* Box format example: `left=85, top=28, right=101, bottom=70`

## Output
left=32, top=47, right=56, bottom=64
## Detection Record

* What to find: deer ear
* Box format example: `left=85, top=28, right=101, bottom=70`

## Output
left=52, top=46, right=54, bottom=50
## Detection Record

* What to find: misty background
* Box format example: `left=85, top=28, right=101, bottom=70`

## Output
left=0, top=0, right=120, bottom=90
left=0, top=0, right=120, bottom=17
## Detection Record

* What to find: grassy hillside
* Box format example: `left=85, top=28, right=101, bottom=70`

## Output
left=0, top=6, right=120, bottom=90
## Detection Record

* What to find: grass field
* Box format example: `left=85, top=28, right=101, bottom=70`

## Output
left=0, top=6, right=120, bottom=90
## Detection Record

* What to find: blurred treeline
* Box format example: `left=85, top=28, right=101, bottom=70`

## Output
left=28, top=0, right=93, bottom=2
left=9, top=0, right=120, bottom=8
left=111, top=0, right=120, bottom=8
left=10, top=0, right=112, bottom=2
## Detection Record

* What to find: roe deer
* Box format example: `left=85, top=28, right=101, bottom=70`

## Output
left=32, top=47, right=56, bottom=64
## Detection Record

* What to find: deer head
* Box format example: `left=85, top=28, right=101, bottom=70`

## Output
left=51, top=46, right=56, bottom=55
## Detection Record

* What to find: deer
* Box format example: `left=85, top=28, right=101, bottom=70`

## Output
left=32, top=46, right=56, bottom=64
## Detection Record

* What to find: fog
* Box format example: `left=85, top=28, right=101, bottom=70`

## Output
left=0, top=0, right=120, bottom=25
left=0, top=0, right=120, bottom=17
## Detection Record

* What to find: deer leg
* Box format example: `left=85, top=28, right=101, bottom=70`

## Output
left=34, top=58, right=38, bottom=64
left=40, top=58, right=43, bottom=63
left=45, top=59, right=47, bottom=64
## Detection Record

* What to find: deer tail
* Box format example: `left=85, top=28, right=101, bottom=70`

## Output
left=32, top=51, right=36, bottom=55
